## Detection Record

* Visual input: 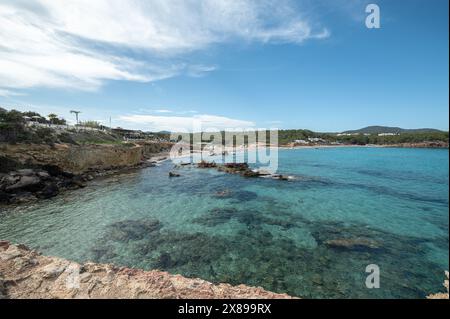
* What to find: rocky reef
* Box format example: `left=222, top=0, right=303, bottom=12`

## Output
left=0, top=241, right=294, bottom=299
left=197, top=161, right=294, bottom=180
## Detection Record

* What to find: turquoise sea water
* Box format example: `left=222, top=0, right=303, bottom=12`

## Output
left=0, top=147, right=448, bottom=298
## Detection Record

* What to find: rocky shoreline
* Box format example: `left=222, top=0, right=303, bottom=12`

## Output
left=0, top=142, right=173, bottom=206
left=0, top=242, right=447, bottom=299
left=0, top=162, right=157, bottom=205
left=0, top=241, right=294, bottom=299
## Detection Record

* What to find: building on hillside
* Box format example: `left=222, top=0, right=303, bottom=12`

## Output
left=294, top=139, right=309, bottom=145
left=378, top=133, right=399, bottom=136
left=308, top=137, right=327, bottom=143
left=112, top=127, right=145, bottom=140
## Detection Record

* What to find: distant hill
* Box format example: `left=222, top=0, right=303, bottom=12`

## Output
left=342, top=126, right=444, bottom=134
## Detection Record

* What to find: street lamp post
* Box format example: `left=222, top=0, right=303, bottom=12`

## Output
left=70, top=110, right=81, bottom=125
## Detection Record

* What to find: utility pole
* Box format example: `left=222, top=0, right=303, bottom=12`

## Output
left=70, top=110, right=81, bottom=125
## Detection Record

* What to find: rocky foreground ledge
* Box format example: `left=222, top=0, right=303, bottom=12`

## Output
left=0, top=241, right=293, bottom=299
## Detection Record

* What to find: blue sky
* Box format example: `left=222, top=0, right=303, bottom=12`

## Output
left=0, top=0, right=448, bottom=132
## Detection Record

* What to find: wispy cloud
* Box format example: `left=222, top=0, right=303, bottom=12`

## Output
left=0, top=89, right=26, bottom=97
left=119, top=113, right=256, bottom=132
left=154, top=109, right=173, bottom=114
left=0, top=0, right=329, bottom=94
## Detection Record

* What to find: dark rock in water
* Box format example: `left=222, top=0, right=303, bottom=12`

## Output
left=106, top=219, right=162, bottom=242
left=156, top=252, right=173, bottom=269
left=211, top=188, right=258, bottom=202
left=193, top=208, right=238, bottom=227
left=218, top=163, right=257, bottom=177
left=91, top=245, right=117, bottom=262
left=169, top=172, right=181, bottom=178
left=233, top=190, right=258, bottom=202
left=8, top=192, right=37, bottom=204
left=270, top=174, right=293, bottom=181
left=0, top=191, right=10, bottom=204
left=325, top=238, right=381, bottom=250
left=253, top=169, right=272, bottom=176
left=71, top=176, right=87, bottom=188
left=197, top=161, right=291, bottom=180
left=37, top=182, right=59, bottom=199
left=0, top=168, right=66, bottom=204
left=223, top=163, right=249, bottom=170
left=180, top=162, right=192, bottom=166
left=198, top=161, right=217, bottom=168
left=241, top=170, right=260, bottom=178
left=5, top=175, right=42, bottom=192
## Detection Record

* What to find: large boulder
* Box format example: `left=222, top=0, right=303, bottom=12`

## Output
left=0, top=175, right=20, bottom=188
left=5, top=175, right=42, bottom=192
left=16, top=169, right=35, bottom=176
left=0, top=191, right=10, bottom=204
left=37, top=182, right=59, bottom=199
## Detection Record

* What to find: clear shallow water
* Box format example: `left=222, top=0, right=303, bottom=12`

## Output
left=0, top=147, right=448, bottom=298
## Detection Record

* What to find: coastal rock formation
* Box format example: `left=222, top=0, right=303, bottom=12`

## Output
left=197, top=161, right=218, bottom=168
left=0, top=142, right=174, bottom=205
left=427, top=271, right=449, bottom=299
left=218, top=163, right=260, bottom=177
left=169, top=172, right=181, bottom=178
left=0, top=168, right=65, bottom=204
left=0, top=241, right=294, bottom=299
left=0, top=143, right=143, bottom=175
left=387, top=141, right=449, bottom=149
left=196, top=161, right=296, bottom=181
left=0, top=142, right=173, bottom=175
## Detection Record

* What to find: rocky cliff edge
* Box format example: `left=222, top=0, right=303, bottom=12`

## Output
left=0, top=241, right=294, bottom=299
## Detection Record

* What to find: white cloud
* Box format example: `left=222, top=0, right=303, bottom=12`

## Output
left=154, top=109, right=173, bottom=114
left=119, top=114, right=256, bottom=132
left=0, top=89, right=26, bottom=97
left=0, top=0, right=328, bottom=93
left=186, top=65, right=218, bottom=78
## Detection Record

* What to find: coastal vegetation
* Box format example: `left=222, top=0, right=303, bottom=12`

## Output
left=0, top=108, right=122, bottom=145
left=0, top=109, right=175, bottom=205
left=277, top=129, right=449, bottom=146
left=170, top=129, right=449, bottom=148
left=2, top=108, right=447, bottom=148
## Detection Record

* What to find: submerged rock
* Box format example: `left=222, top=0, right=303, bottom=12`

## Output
left=214, top=189, right=232, bottom=197
left=325, top=238, right=381, bottom=250
left=105, top=219, right=162, bottom=242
